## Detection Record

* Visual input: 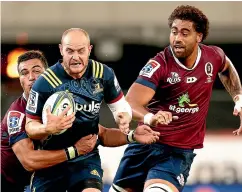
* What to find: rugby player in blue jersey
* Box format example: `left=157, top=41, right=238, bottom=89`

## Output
left=25, top=28, right=159, bottom=192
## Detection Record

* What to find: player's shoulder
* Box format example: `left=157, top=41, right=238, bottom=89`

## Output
left=90, top=59, right=114, bottom=80
left=9, top=95, right=26, bottom=113
left=6, top=96, right=26, bottom=127
left=145, top=46, right=172, bottom=69
left=200, top=44, right=225, bottom=60
left=33, top=63, right=60, bottom=92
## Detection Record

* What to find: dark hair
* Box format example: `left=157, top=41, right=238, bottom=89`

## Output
left=17, top=50, right=48, bottom=72
left=168, top=5, right=209, bottom=41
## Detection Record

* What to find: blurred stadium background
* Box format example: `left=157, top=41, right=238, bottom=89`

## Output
left=1, top=2, right=242, bottom=192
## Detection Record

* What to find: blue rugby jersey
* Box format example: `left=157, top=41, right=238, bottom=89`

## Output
left=26, top=59, right=123, bottom=150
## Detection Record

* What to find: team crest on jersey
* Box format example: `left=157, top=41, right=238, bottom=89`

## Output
left=139, top=60, right=160, bottom=78
left=26, top=90, right=39, bottom=113
left=205, top=62, right=213, bottom=83
left=167, top=72, right=181, bottom=84
left=7, top=111, right=25, bottom=135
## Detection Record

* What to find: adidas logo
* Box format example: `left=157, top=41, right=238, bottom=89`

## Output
left=177, top=174, right=185, bottom=186
left=90, top=169, right=100, bottom=177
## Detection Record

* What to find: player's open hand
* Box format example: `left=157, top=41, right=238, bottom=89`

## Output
left=150, top=111, right=178, bottom=126
left=75, top=134, right=97, bottom=155
left=116, top=112, right=132, bottom=134
left=44, top=105, right=75, bottom=134
left=133, top=125, right=160, bottom=144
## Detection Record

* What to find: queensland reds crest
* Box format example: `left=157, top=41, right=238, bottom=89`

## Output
left=205, top=62, right=213, bottom=83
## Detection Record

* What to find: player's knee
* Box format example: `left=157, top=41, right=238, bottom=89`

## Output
left=144, top=183, right=175, bottom=192
left=109, top=184, right=128, bottom=192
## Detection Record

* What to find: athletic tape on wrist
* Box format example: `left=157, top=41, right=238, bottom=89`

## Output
left=65, top=146, right=78, bottom=160
left=234, top=94, right=242, bottom=112
left=127, top=130, right=135, bottom=143
left=144, top=113, right=154, bottom=125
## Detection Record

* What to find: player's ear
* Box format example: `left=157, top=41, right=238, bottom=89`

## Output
left=88, top=45, right=93, bottom=56
left=59, top=44, right=63, bottom=56
left=197, top=33, right=203, bottom=43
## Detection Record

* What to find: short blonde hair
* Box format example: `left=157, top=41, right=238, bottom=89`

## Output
left=61, top=28, right=90, bottom=44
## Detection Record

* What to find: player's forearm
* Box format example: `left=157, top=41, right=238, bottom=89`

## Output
left=23, top=150, right=66, bottom=171
left=26, top=120, right=49, bottom=140
left=219, top=62, right=242, bottom=100
left=99, top=128, right=128, bottom=147
left=129, top=102, right=150, bottom=123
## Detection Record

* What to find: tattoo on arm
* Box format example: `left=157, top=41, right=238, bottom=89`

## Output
left=219, top=60, right=242, bottom=100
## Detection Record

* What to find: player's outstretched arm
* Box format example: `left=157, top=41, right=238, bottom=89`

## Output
left=12, top=134, right=96, bottom=172
left=98, top=124, right=160, bottom=147
left=126, top=83, right=156, bottom=122
left=126, top=83, right=176, bottom=126
left=219, top=56, right=242, bottom=135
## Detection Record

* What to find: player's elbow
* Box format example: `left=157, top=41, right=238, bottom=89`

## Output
left=20, top=156, right=36, bottom=172
left=98, top=125, right=107, bottom=146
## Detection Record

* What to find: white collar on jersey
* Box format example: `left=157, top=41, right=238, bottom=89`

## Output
left=23, top=93, right=27, bottom=101
left=170, top=45, right=201, bottom=71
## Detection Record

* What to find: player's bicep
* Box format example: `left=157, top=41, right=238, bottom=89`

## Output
left=220, top=56, right=232, bottom=74
left=126, top=83, right=156, bottom=107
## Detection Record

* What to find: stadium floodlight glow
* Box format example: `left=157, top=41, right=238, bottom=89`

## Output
left=6, top=48, right=27, bottom=78
left=95, top=38, right=122, bottom=62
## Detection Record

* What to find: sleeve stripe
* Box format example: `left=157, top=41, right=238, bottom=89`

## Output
left=98, top=62, right=104, bottom=78
left=92, top=60, right=104, bottom=78
left=92, top=60, right=96, bottom=78
left=135, top=77, right=157, bottom=91
left=107, top=92, right=124, bottom=104
left=47, top=69, right=62, bottom=84
left=95, top=61, right=100, bottom=78
left=44, top=71, right=59, bottom=87
left=42, top=69, right=62, bottom=88
left=41, top=74, right=56, bottom=88
left=26, top=113, right=41, bottom=120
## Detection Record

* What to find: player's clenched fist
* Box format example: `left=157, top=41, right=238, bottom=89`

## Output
left=116, top=112, right=132, bottom=134
left=144, top=111, right=178, bottom=127
left=133, top=125, right=160, bottom=144
left=74, top=134, right=97, bottom=155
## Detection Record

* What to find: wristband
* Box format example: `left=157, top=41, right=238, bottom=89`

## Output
left=127, top=130, right=136, bottom=143
left=144, top=113, right=154, bottom=125
left=234, top=95, right=242, bottom=113
left=65, top=146, right=78, bottom=160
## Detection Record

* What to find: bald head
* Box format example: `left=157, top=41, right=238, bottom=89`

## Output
left=61, top=28, right=90, bottom=45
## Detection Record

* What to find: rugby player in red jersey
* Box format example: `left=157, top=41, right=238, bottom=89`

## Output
left=110, top=5, right=242, bottom=192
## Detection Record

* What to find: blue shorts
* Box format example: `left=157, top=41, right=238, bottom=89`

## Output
left=112, top=143, right=196, bottom=192
left=30, top=153, right=103, bottom=192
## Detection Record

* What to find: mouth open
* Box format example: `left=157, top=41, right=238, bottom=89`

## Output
left=70, top=63, right=83, bottom=68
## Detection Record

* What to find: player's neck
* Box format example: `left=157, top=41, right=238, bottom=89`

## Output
left=181, top=46, right=199, bottom=69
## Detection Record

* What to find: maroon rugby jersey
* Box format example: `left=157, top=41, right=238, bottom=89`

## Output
left=136, top=44, right=226, bottom=149
left=1, top=94, right=31, bottom=186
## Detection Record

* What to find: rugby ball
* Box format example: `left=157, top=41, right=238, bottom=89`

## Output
left=42, top=91, right=76, bottom=135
